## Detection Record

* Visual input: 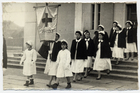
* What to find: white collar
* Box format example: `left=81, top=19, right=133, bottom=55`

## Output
left=85, top=38, right=90, bottom=41
left=99, top=31, right=105, bottom=34
left=113, top=27, right=116, bottom=30
left=98, top=39, right=103, bottom=42
left=127, top=27, right=131, bottom=29
left=116, top=30, right=122, bottom=34
left=55, top=40, right=59, bottom=43
left=76, top=38, right=81, bottom=42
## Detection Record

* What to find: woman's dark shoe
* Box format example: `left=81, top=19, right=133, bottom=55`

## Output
left=107, top=70, right=110, bottom=75
left=24, top=81, right=29, bottom=86
left=84, top=76, right=87, bottom=78
left=115, top=61, right=119, bottom=65
left=73, top=80, right=76, bottom=82
left=65, top=83, right=71, bottom=89
left=96, top=77, right=101, bottom=80
left=125, top=58, right=129, bottom=61
left=131, top=58, right=134, bottom=61
left=77, top=77, right=83, bottom=81
left=88, top=68, right=92, bottom=74
left=51, top=83, right=59, bottom=89
left=46, top=84, right=52, bottom=87
left=29, top=79, right=34, bottom=85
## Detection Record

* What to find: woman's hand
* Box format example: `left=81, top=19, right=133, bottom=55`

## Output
left=19, top=61, right=22, bottom=65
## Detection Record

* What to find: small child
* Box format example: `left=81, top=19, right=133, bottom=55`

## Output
left=51, top=40, right=73, bottom=89
left=111, top=24, right=126, bottom=64
left=93, top=31, right=112, bottom=80
left=123, top=20, right=137, bottom=60
left=20, top=40, right=37, bottom=86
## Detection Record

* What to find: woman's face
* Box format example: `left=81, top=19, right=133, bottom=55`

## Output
left=126, top=23, right=131, bottom=27
left=61, top=44, right=67, bottom=50
left=55, top=34, right=59, bottom=41
left=115, top=27, right=120, bottom=31
left=75, top=33, right=81, bottom=39
left=98, top=34, right=103, bottom=40
left=85, top=33, right=90, bottom=39
left=26, top=44, right=32, bottom=49
left=113, top=23, right=117, bottom=27
left=98, top=27, right=103, bottom=31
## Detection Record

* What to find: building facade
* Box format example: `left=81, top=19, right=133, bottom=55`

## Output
left=24, top=3, right=137, bottom=51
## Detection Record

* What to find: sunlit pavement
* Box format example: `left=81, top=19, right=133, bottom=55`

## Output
left=3, top=68, right=138, bottom=90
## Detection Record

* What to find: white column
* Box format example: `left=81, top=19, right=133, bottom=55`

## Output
left=114, top=3, right=127, bottom=28
left=123, top=4, right=127, bottom=27
left=24, top=3, right=36, bottom=50
left=74, top=3, right=83, bottom=32
left=94, top=4, right=99, bottom=30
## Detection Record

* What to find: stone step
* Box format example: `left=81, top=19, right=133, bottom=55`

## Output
left=8, top=57, right=46, bottom=62
left=7, top=48, right=22, bottom=50
left=7, top=62, right=138, bottom=82
left=8, top=56, right=138, bottom=65
left=111, top=60, right=138, bottom=66
left=89, top=71, right=138, bottom=82
left=112, top=64, right=138, bottom=70
left=8, top=59, right=138, bottom=75
left=7, top=63, right=45, bottom=71
left=7, top=50, right=23, bottom=53
left=11, top=53, right=138, bottom=65
left=8, top=59, right=46, bottom=66
left=12, top=53, right=44, bottom=59
left=110, top=68, right=138, bottom=76
left=8, top=57, right=138, bottom=71
left=7, top=46, right=22, bottom=49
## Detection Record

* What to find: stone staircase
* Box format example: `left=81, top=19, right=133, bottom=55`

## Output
left=7, top=46, right=138, bottom=82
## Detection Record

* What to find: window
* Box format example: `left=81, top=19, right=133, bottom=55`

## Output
left=92, top=4, right=95, bottom=30
left=92, top=4, right=101, bottom=30
left=127, top=4, right=137, bottom=28
left=98, top=4, right=100, bottom=25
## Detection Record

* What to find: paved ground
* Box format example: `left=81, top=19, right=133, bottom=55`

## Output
left=3, top=68, right=138, bottom=90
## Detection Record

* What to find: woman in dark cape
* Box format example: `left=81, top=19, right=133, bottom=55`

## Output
left=93, top=31, right=112, bottom=80
left=83, top=30, right=95, bottom=78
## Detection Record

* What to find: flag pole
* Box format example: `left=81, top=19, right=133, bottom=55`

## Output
left=33, top=3, right=61, bottom=8
left=56, top=4, right=61, bottom=34
left=47, top=3, right=61, bottom=52
left=34, top=3, right=38, bottom=50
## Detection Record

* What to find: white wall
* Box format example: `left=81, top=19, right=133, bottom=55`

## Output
left=114, top=3, right=127, bottom=28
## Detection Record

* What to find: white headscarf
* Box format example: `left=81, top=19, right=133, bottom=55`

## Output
left=26, top=40, right=33, bottom=46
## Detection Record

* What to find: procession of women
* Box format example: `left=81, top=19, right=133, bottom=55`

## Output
left=19, top=20, right=137, bottom=89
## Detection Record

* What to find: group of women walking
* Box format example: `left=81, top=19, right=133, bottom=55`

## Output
left=20, top=20, right=137, bottom=89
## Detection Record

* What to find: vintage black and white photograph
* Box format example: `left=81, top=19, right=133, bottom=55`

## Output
left=2, top=2, right=138, bottom=90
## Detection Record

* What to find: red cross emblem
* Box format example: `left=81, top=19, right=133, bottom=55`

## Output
left=42, top=13, right=52, bottom=27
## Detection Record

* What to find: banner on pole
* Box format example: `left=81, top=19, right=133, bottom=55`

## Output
left=36, top=6, right=58, bottom=41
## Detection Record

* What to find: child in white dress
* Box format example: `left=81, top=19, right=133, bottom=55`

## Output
left=51, top=40, right=73, bottom=89
left=93, top=31, right=112, bottom=80
left=20, top=40, right=37, bottom=86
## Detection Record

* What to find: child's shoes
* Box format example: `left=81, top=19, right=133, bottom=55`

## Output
left=65, top=83, right=71, bottom=89
left=24, top=81, right=29, bottom=86
left=52, top=83, right=59, bottom=89
left=29, top=79, right=34, bottom=85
